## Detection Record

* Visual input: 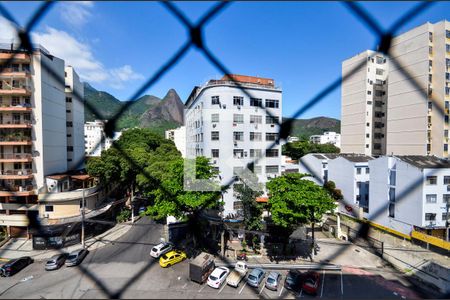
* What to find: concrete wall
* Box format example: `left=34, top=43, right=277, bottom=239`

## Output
left=298, top=154, right=326, bottom=185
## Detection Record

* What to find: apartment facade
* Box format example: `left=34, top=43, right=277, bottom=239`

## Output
left=341, top=20, right=450, bottom=157
left=369, top=155, right=450, bottom=238
left=310, top=131, right=341, bottom=148
left=165, top=126, right=186, bottom=158
left=341, top=50, right=389, bottom=156
left=298, top=153, right=339, bottom=185
left=84, top=120, right=121, bottom=157
left=0, top=44, right=84, bottom=237
left=185, top=74, right=282, bottom=218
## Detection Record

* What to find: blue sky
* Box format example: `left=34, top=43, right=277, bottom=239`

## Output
left=1, top=1, right=449, bottom=119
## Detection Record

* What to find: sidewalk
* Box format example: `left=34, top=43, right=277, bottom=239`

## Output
left=0, top=221, right=132, bottom=262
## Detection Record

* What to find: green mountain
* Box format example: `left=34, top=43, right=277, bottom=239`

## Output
left=283, top=116, right=340, bottom=139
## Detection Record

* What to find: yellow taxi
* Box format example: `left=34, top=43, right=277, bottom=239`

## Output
left=159, top=250, right=187, bottom=268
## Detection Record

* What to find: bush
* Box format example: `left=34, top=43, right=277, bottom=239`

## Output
left=116, top=209, right=131, bottom=223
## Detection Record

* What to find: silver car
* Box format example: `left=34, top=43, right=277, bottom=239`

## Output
left=65, top=249, right=88, bottom=267
left=265, top=271, right=282, bottom=291
left=247, top=268, right=265, bottom=287
left=45, top=253, right=68, bottom=271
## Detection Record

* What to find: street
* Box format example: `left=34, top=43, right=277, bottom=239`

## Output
left=0, top=217, right=424, bottom=299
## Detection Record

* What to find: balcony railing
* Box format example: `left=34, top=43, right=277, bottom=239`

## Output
left=0, top=184, right=34, bottom=192
left=0, top=120, right=32, bottom=125
left=0, top=169, right=33, bottom=176
left=0, top=153, right=32, bottom=160
left=0, top=136, right=32, bottom=142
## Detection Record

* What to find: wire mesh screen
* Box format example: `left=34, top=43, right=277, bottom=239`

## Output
left=0, top=1, right=448, bottom=299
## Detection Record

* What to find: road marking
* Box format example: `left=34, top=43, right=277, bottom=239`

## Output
left=279, top=286, right=284, bottom=297
left=198, top=284, right=206, bottom=292
left=340, top=270, right=344, bottom=295
left=320, top=270, right=325, bottom=298
left=258, top=283, right=265, bottom=295
left=299, top=289, right=303, bottom=298
left=239, top=281, right=247, bottom=294
left=218, top=282, right=227, bottom=294
left=182, top=283, right=187, bottom=289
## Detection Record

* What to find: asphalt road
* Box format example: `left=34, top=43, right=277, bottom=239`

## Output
left=0, top=217, right=425, bottom=299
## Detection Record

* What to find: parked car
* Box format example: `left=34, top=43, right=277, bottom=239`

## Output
left=247, top=268, right=265, bottom=287
left=159, top=250, right=187, bottom=268
left=302, top=271, right=321, bottom=295
left=150, top=242, right=173, bottom=258
left=45, top=253, right=68, bottom=271
left=284, top=270, right=303, bottom=292
left=265, top=271, right=282, bottom=291
left=207, top=266, right=230, bottom=289
left=0, top=257, right=33, bottom=277
left=65, top=249, right=89, bottom=267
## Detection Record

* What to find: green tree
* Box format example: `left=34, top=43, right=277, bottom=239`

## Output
left=266, top=173, right=336, bottom=249
left=233, top=181, right=264, bottom=231
left=282, top=141, right=340, bottom=160
left=323, top=180, right=343, bottom=201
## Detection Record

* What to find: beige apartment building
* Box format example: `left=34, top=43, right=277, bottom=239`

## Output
left=341, top=20, right=450, bottom=157
left=0, top=44, right=85, bottom=237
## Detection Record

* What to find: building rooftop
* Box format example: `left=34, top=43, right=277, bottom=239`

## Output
left=396, top=155, right=450, bottom=169
left=310, top=153, right=373, bottom=162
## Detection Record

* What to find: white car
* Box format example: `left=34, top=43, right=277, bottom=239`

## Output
left=150, top=242, right=173, bottom=258
left=207, top=266, right=230, bottom=289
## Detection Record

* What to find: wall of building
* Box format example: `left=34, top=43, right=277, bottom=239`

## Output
left=165, top=126, right=186, bottom=158
left=298, top=154, right=326, bottom=185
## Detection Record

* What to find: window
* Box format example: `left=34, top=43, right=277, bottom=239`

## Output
left=446, top=144, right=449, bottom=152
left=367, top=101, right=372, bottom=105
left=250, top=132, right=262, bottom=141
left=375, top=90, right=384, bottom=97
left=265, top=149, right=279, bottom=157
left=208, top=114, right=218, bottom=124
left=429, top=46, right=433, bottom=55
left=266, top=165, right=279, bottom=174
left=426, top=194, right=437, bottom=203
left=211, top=96, right=220, bottom=105
left=233, top=96, right=244, bottom=106
left=233, top=131, right=244, bottom=141
left=443, top=194, right=450, bottom=204
left=388, top=203, right=395, bottom=218
left=429, top=74, right=432, bottom=83
left=233, top=149, right=244, bottom=158
left=12, top=96, right=20, bottom=106
left=426, top=176, right=437, bottom=185
left=66, top=121, right=73, bottom=127
left=425, top=213, right=436, bottom=221
left=445, top=130, right=449, bottom=138
left=45, top=205, right=54, bottom=212
left=376, top=68, right=384, bottom=75
left=250, top=98, right=262, bottom=107
left=211, top=131, right=219, bottom=141
left=365, top=167, right=369, bottom=174
left=356, top=167, right=361, bottom=174
left=253, top=165, right=262, bottom=174
left=376, top=56, right=384, bottom=64
left=233, top=201, right=243, bottom=210
left=265, top=99, right=279, bottom=108
left=67, top=146, right=73, bottom=152
left=211, top=149, right=219, bottom=158
left=446, top=44, right=450, bottom=53
left=66, top=110, right=71, bottom=113
left=250, top=149, right=262, bottom=158
left=367, top=91, right=372, bottom=95
left=265, top=115, right=278, bottom=124
left=375, top=101, right=384, bottom=107
left=22, top=64, right=30, bottom=72
left=65, top=97, right=72, bottom=103
left=443, top=213, right=449, bottom=221
left=366, top=122, right=370, bottom=127
left=233, top=166, right=244, bottom=176
left=250, top=115, right=262, bottom=124
left=389, top=169, right=396, bottom=185
left=265, top=133, right=277, bottom=141
left=447, top=30, right=450, bottom=39
left=230, top=114, right=243, bottom=125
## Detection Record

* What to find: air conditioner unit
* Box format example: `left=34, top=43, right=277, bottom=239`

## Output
left=212, top=124, right=216, bottom=128
left=223, top=104, right=227, bottom=109
left=271, top=124, right=275, bottom=127
left=237, top=105, right=241, bottom=110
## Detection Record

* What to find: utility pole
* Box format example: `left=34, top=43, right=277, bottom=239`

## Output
left=81, top=180, right=85, bottom=249
left=131, top=182, right=134, bottom=223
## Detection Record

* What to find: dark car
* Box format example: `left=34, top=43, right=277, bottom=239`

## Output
left=0, top=257, right=33, bottom=277
left=302, top=271, right=321, bottom=295
left=284, top=270, right=303, bottom=292
left=45, top=253, right=68, bottom=271
left=65, top=249, right=89, bottom=267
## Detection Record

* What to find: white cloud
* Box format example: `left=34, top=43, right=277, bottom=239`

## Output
left=59, top=1, right=94, bottom=28
left=0, top=16, right=144, bottom=89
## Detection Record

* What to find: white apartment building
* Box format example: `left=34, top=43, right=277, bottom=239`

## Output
left=328, top=155, right=373, bottom=217
left=84, top=120, right=121, bottom=157
left=65, top=66, right=84, bottom=170
left=298, top=153, right=340, bottom=185
left=165, top=126, right=186, bottom=157
left=0, top=43, right=84, bottom=237
left=342, top=20, right=450, bottom=158
left=309, top=131, right=341, bottom=148
left=185, top=74, right=282, bottom=218
left=341, top=50, right=389, bottom=156
left=369, top=155, right=450, bottom=238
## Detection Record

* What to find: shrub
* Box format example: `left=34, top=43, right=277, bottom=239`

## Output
left=116, top=209, right=131, bottom=223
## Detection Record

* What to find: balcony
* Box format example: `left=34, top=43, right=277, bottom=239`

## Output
left=0, top=169, right=33, bottom=180
left=0, top=185, right=35, bottom=196
left=0, top=86, right=31, bottom=96
left=0, top=137, right=32, bottom=145
left=0, top=68, right=31, bottom=78
left=0, top=153, right=32, bottom=162
left=0, top=214, right=29, bottom=227
left=0, top=103, right=32, bottom=112
left=0, top=53, right=30, bottom=62
left=0, top=119, right=32, bottom=129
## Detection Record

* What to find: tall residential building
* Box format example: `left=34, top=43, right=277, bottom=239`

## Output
left=165, top=126, right=186, bottom=158
left=0, top=44, right=84, bottom=237
left=341, top=50, right=389, bottom=156
left=185, top=74, right=282, bottom=218
left=341, top=20, right=450, bottom=157
left=84, top=120, right=121, bottom=157
left=65, top=66, right=85, bottom=170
